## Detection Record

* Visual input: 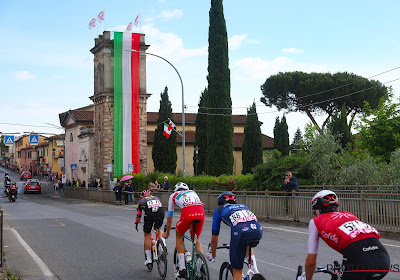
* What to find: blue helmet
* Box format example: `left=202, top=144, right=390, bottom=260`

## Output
left=217, top=192, right=236, bottom=206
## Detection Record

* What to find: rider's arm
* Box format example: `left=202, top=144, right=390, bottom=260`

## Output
left=210, top=208, right=222, bottom=258
left=305, top=253, right=317, bottom=280
left=306, top=219, right=320, bottom=280
left=210, top=235, right=218, bottom=258
left=164, top=194, right=175, bottom=238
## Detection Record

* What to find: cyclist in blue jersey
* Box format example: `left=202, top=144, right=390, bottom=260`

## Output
left=207, top=192, right=263, bottom=280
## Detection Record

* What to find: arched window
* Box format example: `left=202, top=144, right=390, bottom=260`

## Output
left=70, top=133, right=73, bottom=142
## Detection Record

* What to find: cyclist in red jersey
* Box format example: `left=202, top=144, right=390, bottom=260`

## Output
left=299, top=190, right=390, bottom=280
left=163, top=182, right=205, bottom=278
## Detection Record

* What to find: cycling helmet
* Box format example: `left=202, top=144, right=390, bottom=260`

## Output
left=217, top=192, right=236, bottom=206
left=140, top=189, right=151, bottom=199
left=174, top=182, right=189, bottom=192
left=311, top=190, right=339, bottom=211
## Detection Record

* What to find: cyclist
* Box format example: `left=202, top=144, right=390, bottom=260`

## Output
left=207, top=192, right=263, bottom=280
left=135, top=190, right=165, bottom=267
left=299, top=190, right=390, bottom=280
left=163, top=182, right=205, bottom=278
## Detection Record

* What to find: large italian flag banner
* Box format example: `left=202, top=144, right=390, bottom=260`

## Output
left=114, top=32, right=141, bottom=175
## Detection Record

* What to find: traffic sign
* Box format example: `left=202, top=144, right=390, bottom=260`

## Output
left=29, top=134, right=39, bottom=145
left=4, top=135, right=14, bottom=145
left=107, top=164, right=113, bottom=173
left=70, top=164, right=77, bottom=170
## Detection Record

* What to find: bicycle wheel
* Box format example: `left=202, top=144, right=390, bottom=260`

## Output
left=252, top=273, right=266, bottom=280
left=219, top=262, right=233, bottom=280
left=195, top=253, right=210, bottom=280
left=156, top=239, right=167, bottom=279
left=144, top=247, right=153, bottom=272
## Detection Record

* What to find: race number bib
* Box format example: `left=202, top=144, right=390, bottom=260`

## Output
left=339, top=220, right=378, bottom=239
left=229, top=210, right=257, bottom=226
left=181, top=196, right=203, bottom=207
left=147, top=199, right=162, bottom=212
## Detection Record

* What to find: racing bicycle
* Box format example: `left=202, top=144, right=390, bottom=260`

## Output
left=296, top=261, right=341, bottom=280
left=137, top=223, right=168, bottom=279
left=210, top=241, right=266, bottom=280
left=173, top=220, right=210, bottom=280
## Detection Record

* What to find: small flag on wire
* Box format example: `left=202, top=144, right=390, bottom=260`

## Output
left=134, top=13, right=140, bottom=27
left=88, top=17, right=97, bottom=30
left=126, top=21, right=133, bottom=31
left=97, top=9, right=105, bottom=23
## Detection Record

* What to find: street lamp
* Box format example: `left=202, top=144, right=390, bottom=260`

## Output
left=129, top=49, right=186, bottom=177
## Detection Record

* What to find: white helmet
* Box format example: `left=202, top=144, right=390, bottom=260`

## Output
left=174, top=182, right=189, bottom=192
left=311, top=190, right=339, bottom=210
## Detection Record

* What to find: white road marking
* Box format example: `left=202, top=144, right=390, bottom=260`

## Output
left=262, top=226, right=308, bottom=235
left=257, top=259, right=297, bottom=271
left=10, top=228, right=55, bottom=277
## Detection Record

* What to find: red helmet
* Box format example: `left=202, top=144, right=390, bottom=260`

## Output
left=217, top=192, right=236, bottom=206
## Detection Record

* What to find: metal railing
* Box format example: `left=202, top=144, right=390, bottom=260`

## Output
left=63, top=188, right=400, bottom=232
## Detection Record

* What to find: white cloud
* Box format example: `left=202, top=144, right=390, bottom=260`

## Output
left=158, top=9, right=183, bottom=21
left=15, top=70, right=35, bottom=81
left=282, top=48, right=304, bottom=54
left=229, top=34, right=248, bottom=50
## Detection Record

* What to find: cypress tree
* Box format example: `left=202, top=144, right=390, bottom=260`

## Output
left=329, top=104, right=352, bottom=148
left=152, top=86, right=177, bottom=173
left=281, top=115, right=290, bottom=156
left=292, top=128, right=303, bottom=149
left=273, top=116, right=281, bottom=152
left=193, top=88, right=208, bottom=175
left=205, top=0, right=233, bottom=176
left=242, top=102, right=263, bottom=174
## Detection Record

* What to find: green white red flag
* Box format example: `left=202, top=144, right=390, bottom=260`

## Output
left=163, top=120, right=175, bottom=139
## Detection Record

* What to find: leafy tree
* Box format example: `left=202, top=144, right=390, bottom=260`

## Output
left=242, top=102, right=263, bottom=174
left=328, top=104, right=352, bottom=148
left=355, top=90, right=400, bottom=162
left=205, top=0, right=233, bottom=176
left=152, top=87, right=177, bottom=173
left=260, top=71, right=387, bottom=134
left=292, top=128, right=303, bottom=149
left=193, top=88, right=208, bottom=175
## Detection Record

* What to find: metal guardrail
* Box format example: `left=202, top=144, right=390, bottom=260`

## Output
left=0, top=210, right=3, bottom=267
left=63, top=188, right=400, bottom=232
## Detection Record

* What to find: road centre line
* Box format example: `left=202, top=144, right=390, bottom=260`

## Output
left=10, top=228, right=55, bottom=278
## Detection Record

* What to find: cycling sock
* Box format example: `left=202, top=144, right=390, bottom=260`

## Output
left=178, top=253, right=185, bottom=270
left=251, top=255, right=259, bottom=273
left=145, top=250, right=152, bottom=261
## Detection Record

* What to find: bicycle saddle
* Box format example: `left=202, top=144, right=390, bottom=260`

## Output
left=246, top=240, right=259, bottom=248
left=191, top=219, right=201, bottom=225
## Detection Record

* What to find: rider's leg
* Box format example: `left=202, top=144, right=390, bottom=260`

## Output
left=232, top=269, right=243, bottom=280
left=195, top=238, right=203, bottom=253
left=144, top=232, right=152, bottom=261
left=244, top=247, right=259, bottom=273
left=176, top=231, right=186, bottom=270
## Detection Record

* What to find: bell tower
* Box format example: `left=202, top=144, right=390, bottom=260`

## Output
left=90, top=31, right=151, bottom=187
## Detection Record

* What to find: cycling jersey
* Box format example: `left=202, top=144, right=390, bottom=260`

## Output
left=137, top=195, right=165, bottom=233
left=310, top=211, right=380, bottom=254
left=212, top=203, right=263, bottom=270
left=168, top=190, right=205, bottom=236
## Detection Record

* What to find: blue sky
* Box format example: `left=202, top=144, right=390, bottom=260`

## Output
left=1, top=0, right=399, bottom=140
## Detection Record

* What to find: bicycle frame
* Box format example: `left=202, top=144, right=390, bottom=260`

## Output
left=182, top=230, right=201, bottom=278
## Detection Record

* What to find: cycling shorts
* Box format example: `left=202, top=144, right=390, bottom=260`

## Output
left=340, top=237, right=390, bottom=280
left=143, top=208, right=165, bottom=234
left=176, top=205, right=205, bottom=237
left=230, top=222, right=263, bottom=270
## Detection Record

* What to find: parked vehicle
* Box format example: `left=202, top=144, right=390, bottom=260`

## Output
left=20, top=171, right=32, bottom=180
left=24, top=181, right=41, bottom=194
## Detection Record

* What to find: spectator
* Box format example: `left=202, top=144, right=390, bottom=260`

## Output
left=76, top=179, right=80, bottom=188
left=127, top=180, right=134, bottom=204
left=283, top=171, right=299, bottom=196
left=59, top=181, right=64, bottom=196
left=161, top=176, right=170, bottom=191
left=123, top=183, right=129, bottom=204
left=97, top=179, right=103, bottom=190
left=113, top=182, right=123, bottom=205
left=82, top=180, right=86, bottom=189
left=66, top=179, right=71, bottom=187
left=54, top=180, right=59, bottom=195
left=148, top=182, right=160, bottom=192
left=216, top=177, right=238, bottom=192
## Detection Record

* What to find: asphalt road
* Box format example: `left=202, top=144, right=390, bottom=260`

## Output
left=0, top=168, right=399, bottom=280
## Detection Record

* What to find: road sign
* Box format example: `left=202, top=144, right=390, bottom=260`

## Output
left=128, top=164, right=133, bottom=173
left=70, top=164, right=77, bottom=170
left=29, top=134, right=39, bottom=145
left=107, top=164, right=112, bottom=173
left=62, top=174, right=66, bottom=184
left=4, top=135, right=14, bottom=145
